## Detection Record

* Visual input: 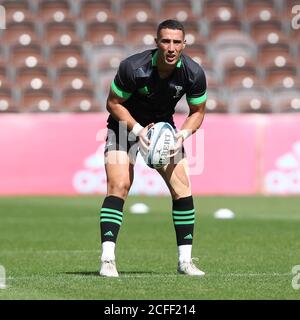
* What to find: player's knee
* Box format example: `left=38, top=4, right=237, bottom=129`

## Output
left=170, top=186, right=191, bottom=200
left=108, top=180, right=131, bottom=198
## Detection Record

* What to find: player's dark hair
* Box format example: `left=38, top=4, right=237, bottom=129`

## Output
left=157, top=19, right=185, bottom=37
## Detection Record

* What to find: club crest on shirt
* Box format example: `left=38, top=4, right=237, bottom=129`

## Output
left=173, top=85, right=183, bottom=98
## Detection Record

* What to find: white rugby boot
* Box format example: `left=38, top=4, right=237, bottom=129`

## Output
left=177, top=258, right=205, bottom=276
left=99, top=259, right=119, bottom=277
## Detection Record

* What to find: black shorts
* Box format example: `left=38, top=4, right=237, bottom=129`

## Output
left=104, top=121, right=139, bottom=156
left=104, top=121, right=186, bottom=164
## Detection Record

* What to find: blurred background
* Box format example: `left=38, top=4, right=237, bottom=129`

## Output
left=0, top=0, right=299, bottom=113
left=0, top=0, right=299, bottom=196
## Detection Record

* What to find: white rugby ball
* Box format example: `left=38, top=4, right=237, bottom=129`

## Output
left=142, top=122, right=176, bottom=169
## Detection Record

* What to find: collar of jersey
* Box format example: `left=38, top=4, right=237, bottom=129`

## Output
left=152, top=51, right=182, bottom=68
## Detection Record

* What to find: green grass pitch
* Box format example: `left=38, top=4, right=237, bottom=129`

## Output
left=0, top=195, right=299, bottom=300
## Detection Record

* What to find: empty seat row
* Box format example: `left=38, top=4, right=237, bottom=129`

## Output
left=1, top=86, right=299, bottom=114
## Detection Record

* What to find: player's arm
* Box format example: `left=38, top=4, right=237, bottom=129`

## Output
left=178, top=98, right=206, bottom=140
left=170, top=66, right=207, bottom=156
left=177, top=65, right=207, bottom=142
left=106, top=87, right=138, bottom=132
left=107, top=78, right=153, bottom=147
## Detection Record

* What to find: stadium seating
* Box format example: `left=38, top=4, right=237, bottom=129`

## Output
left=205, top=88, right=227, bottom=113
left=119, top=0, right=156, bottom=24
left=272, top=87, right=300, bottom=112
left=80, top=0, right=116, bottom=23
left=43, top=21, right=80, bottom=46
left=85, top=21, right=122, bottom=46
left=158, top=0, right=198, bottom=23
left=38, top=0, right=73, bottom=23
left=228, top=87, right=272, bottom=113
left=60, top=88, right=100, bottom=112
left=48, top=44, right=87, bottom=69
left=20, top=87, right=57, bottom=112
left=0, top=64, right=10, bottom=88
left=9, top=43, right=46, bottom=68
left=0, top=0, right=299, bottom=113
left=1, top=21, right=38, bottom=47
left=15, top=65, right=50, bottom=90
left=126, top=21, right=157, bottom=49
left=2, top=0, right=33, bottom=24
left=55, top=66, right=92, bottom=91
left=0, top=87, right=17, bottom=112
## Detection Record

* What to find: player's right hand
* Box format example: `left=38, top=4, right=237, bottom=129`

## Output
left=138, top=123, right=154, bottom=152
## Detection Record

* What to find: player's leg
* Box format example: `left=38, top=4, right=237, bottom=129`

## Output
left=99, top=122, right=138, bottom=277
left=157, top=157, right=205, bottom=276
left=99, top=150, right=134, bottom=277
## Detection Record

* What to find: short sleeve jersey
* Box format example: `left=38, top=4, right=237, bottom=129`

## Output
left=108, top=49, right=207, bottom=127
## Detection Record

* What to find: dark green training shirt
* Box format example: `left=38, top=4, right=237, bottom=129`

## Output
left=108, top=48, right=207, bottom=128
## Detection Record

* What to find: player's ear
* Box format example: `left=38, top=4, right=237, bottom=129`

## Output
left=155, top=37, right=158, bottom=46
left=183, top=39, right=186, bottom=49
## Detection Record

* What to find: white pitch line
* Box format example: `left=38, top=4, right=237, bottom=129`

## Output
left=0, top=250, right=99, bottom=254
left=5, top=273, right=291, bottom=281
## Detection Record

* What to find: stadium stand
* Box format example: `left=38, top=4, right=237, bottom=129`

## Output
left=0, top=87, right=17, bottom=112
left=119, top=0, right=156, bottom=24
left=60, top=87, right=100, bottom=112
left=20, top=87, right=56, bottom=112
left=0, top=0, right=299, bottom=113
left=2, top=0, right=33, bottom=24
left=38, top=0, right=73, bottom=23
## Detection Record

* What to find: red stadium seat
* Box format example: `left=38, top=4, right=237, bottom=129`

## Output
left=1, top=0, right=34, bottom=24
left=272, top=88, right=300, bottom=113
left=205, top=88, right=227, bottom=113
left=126, top=21, right=157, bottom=48
left=243, top=0, right=278, bottom=21
left=48, top=44, right=87, bottom=69
left=264, top=65, right=298, bottom=88
left=95, top=49, right=125, bottom=73
left=61, top=88, right=100, bottom=112
left=56, top=66, right=92, bottom=91
left=85, top=21, right=122, bottom=46
left=228, top=87, right=272, bottom=113
left=0, top=21, right=38, bottom=47
left=257, top=42, right=294, bottom=68
left=208, top=19, right=243, bottom=40
left=250, top=20, right=283, bottom=43
left=184, top=43, right=210, bottom=68
left=181, top=22, right=204, bottom=46
left=224, top=65, right=258, bottom=88
left=20, top=88, right=57, bottom=112
left=43, top=21, right=79, bottom=46
left=15, top=66, right=51, bottom=90
left=252, top=29, right=290, bottom=48
left=80, top=0, right=116, bottom=23
left=38, top=0, right=73, bottom=23
left=9, top=43, right=46, bottom=68
left=203, top=2, right=238, bottom=24
left=221, top=54, right=257, bottom=83
left=0, top=65, right=11, bottom=88
left=120, top=0, right=156, bottom=24
left=158, top=0, right=198, bottom=23
left=0, top=87, right=18, bottom=112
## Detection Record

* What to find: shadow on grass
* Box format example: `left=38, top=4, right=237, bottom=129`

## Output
left=65, top=271, right=161, bottom=277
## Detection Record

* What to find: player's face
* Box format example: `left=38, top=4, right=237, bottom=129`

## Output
left=156, top=28, right=186, bottom=66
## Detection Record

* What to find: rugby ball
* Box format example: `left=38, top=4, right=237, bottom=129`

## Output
left=142, top=122, right=176, bottom=169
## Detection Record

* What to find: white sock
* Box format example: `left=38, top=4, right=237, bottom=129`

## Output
left=178, top=245, right=192, bottom=263
left=101, top=241, right=115, bottom=261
